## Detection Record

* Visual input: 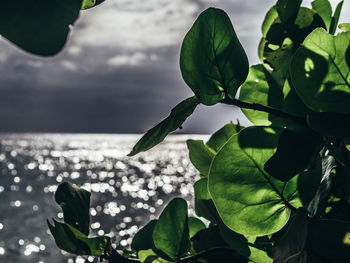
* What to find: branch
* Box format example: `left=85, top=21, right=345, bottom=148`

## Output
left=220, top=98, right=307, bottom=125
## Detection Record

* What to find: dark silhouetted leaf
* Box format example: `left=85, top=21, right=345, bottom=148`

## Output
left=131, top=220, right=157, bottom=251
left=180, top=8, right=248, bottom=105
left=329, top=0, right=344, bottom=35
left=276, top=0, right=302, bottom=24
left=153, top=198, right=190, bottom=261
left=128, top=96, right=199, bottom=156
left=265, top=127, right=322, bottom=181
left=307, top=112, right=350, bottom=138
left=0, top=0, right=82, bottom=56
left=55, top=182, right=91, bottom=235
left=209, top=126, right=302, bottom=236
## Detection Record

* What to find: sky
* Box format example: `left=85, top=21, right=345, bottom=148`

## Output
left=0, top=0, right=348, bottom=133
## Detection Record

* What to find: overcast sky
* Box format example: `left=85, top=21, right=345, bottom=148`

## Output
left=0, top=0, right=348, bottom=133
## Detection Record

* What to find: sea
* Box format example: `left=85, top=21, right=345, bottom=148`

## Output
left=0, top=134, right=207, bottom=263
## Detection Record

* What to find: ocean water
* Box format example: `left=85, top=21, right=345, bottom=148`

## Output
left=0, top=134, right=206, bottom=263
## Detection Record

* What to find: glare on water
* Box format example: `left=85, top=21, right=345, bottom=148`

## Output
left=0, top=134, right=206, bottom=262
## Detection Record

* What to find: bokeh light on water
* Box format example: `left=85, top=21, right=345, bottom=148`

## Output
left=0, top=134, right=206, bottom=262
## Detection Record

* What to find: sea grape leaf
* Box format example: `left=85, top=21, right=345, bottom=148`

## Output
left=188, top=217, right=206, bottom=238
left=261, top=7, right=325, bottom=78
left=208, top=126, right=302, bottom=236
left=131, top=220, right=157, bottom=251
left=339, top=23, right=350, bottom=32
left=47, top=219, right=110, bottom=256
left=180, top=7, right=249, bottom=105
left=239, top=64, right=284, bottom=126
left=55, top=182, right=91, bottom=235
left=290, top=28, right=350, bottom=113
left=138, top=249, right=172, bottom=263
left=0, top=0, right=82, bottom=56
left=81, top=0, right=105, bottom=9
left=307, top=156, right=337, bottom=217
left=276, top=0, right=302, bottom=24
left=194, top=179, right=220, bottom=223
left=311, top=0, right=333, bottom=30
left=187, top=140, right=215, bottom=177
left=128, top=96, right=199, bottom=156
left=307, top=112, right=350, bottom=138
left=153, top=198, right=190, bottom=261
left=329, top=0, right=344, bottom=35
left=272, top=208, right=309, bottom=263
left=264, top=127, right=323, bottom=181
left=206, top=122, right=239, bottom=152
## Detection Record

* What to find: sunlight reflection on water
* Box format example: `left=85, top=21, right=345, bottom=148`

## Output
left=0, top=134, right=207, bottom=263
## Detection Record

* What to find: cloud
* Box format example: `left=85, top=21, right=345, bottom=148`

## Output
left=107, top=52, right=147, bottom=67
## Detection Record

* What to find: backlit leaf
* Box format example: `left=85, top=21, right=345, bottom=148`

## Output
left=188, top=217, right=206, bottom=239
left=187, top=140, right=215, bottom=177
left=138, top=249, right=172, bottom=263
left=339, top=23, right=350, bottom=32
left=312, top=0, right=333, bottom=30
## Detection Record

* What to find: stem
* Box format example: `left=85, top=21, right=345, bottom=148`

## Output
left=220, top=98, right=306, bottom=125
left=105, top=247, right=238, bottom=263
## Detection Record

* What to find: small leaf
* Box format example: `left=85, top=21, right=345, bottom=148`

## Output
left=55, top=182, right=91, bottom=235
left=0, top=0, right=82, bottom=56
left=153, top=198, right=190, bottom=261
left=239, top=64, right=284, bottom=126
left=138, top=249, right=172, bottom=263
left=208, top=126, right=302, bottom=236
left=128, top=96, right=199, bottom=156
left=276, top=0, right=302, bottom=24
left=47, top=219, right=110, bottom=256
left=81, top=0, right=96, bottom=9
left=329, top=0, right=344, bottom=35
left=290, top=28, right=350, bottom=113
left=206, top=122, right=239, bottom=152
left=307, top=112, right=350, bottom=138
left=131, top=220, right=157, bottom=251
left=272, top=208, right=309, bottom=263
left=311, top=0, right=333, bottom=30
left=188, top=217, right=206, bottom=239
left=187, top=140, right=215, bottom=177
left=180, top=8, right=248, bottom=105
left=264, top=127, right=323, bottom=181
left=339, top=23, right=350, bottom=32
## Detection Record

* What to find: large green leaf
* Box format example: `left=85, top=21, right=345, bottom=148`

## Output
left=47, top=220, right=110, bottom=256
left=187, top=140, right=215, bottom=177
left=239, top=64, right=284, bottom=126
left=131, top=220, right=157, bottom=251
left=291, top=28, right=350, bottom=113
left=153, top=198, right=190, bottom=261
left=208, top=126, right=302, bottom=236
left=128, top=96, right=199, bottom=156
left=0, top=0, right=82, bottom=56
left=264, top=127, right=323, bottom=181
left=55, top=182, right=91, bottom=235
left=180, top=8, right=249, bottom=105
left=261, top=6, right=325, bottom=78
left=311, top=0, right=332, bottom=30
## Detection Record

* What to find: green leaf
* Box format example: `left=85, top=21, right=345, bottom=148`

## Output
left=261, top=7, right=325, bottom=78
left=339, top=23, right=350, bottom=32
left=128, top=96, right=199, bottom=156
left=290, top=28, right=350, bottom=113
left=187, top=140, right=215, bottom=177
left=194, top=179, right=220, bottom=223
left=276, top=0, right=302, bottom=24
left=264, top=127, right=323, bottom=181
left=208, top=126, right=302, bottom=236
left=55, top=182, right=91, bottom=235
left=131, top=220, right=157, bottom=251
left=47, top=219, right=110, bottom=256
left=311, top=0, right=333, bottom=30
left=239, top=64, right=284, bottom=126
left=206, top=122, right=239, bottom=152
left=138, top=249, right=172, bottom=263
left=153, top=198, right=190, bottom=261
left=272, top=208, right=309, bottom=263
left=188, top=217, right=206, bottom=239
left=307, top=112, right=350, bottom=138
left=0, top=0, right=82, bottom=56
left=329, top=0, right=344, bottom=35
left=81, top=0, right=105, bottom=10
left=180, top=7, right=249, bottom=105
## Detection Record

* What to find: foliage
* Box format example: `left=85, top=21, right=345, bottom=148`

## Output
left=11, top=0, right=349, bottom=261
